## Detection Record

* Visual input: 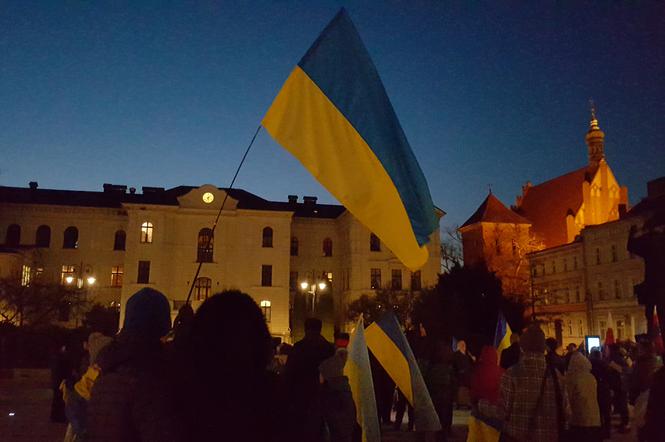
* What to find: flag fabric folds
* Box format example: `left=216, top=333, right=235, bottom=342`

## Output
left=493, top=311, right=512, bottom=357
left=365, top=312, right=441, bottom=431
left=262, top=8, right=438, bottom=270
left=344, top=317, right=380, bottom=442
left=466, top=413, right=501, bottom=442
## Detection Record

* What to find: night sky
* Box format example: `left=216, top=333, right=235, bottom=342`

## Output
left=2, top=1, right=664, bottom=229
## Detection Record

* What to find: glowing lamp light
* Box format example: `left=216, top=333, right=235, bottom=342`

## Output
left=318, top=282, right=327, bottom=290
left=8, top=412, right=15, bottom=417
left=65, top=276, right=74, bottom=284
left=86, top=276, right=96, bottom=286
left=300, top=281, right=309, bottom=290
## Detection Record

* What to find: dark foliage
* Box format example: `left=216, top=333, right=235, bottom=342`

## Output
left=83, top=304, right=120, bottom=336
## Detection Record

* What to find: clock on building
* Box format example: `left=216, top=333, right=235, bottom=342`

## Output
left=202, top=192, right=215, bottom=204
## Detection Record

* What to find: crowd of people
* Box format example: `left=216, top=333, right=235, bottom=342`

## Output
left=49, top=287, right=665, bottom=442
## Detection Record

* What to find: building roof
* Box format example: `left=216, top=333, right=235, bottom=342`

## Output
left=515, top=165, right=596, bottom=247
left=461, top=193, right=530, bottom=228
left=0, top=185, right=347, bottom=219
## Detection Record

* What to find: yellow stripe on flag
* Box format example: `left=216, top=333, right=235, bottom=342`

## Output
left=262, top=66, right=429, bottom=270
left=365, top=322, right=413, bottom=404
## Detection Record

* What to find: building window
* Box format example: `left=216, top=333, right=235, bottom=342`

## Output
left=573, top=256, right=578, bottom=269
left=323, top=238, right=333, bottom=257
left=611, top=245, right=618, bottom=262
left=61, top=265, right=75, bottom=285
left=36, top=225, right=51, bottom=248
left=137, top=261, right=150, bottom=284
left=261, top=265, right=272, bottom=287
left=370, top=268, right=381, bottom=289
left=495, top=238, right=501, bottom=255
left=197, top=228, right=214, bottom=262
left=563, top=259, right=568, bottom=272
left=616, top=320, right=625, bottom=340
left=411, top=271, right=421, bottom=290
left=289, top=271, right=298, bottom=291
left=565, top=288, right=571, bottom=304
left=595, top=248, right=601, bottom=265
left=140, top=222, right=153, bottom=244
left=575, top=286, right=581, bottom=303
left=21, top=265, right=31, bottom=287
left=111, top=266, right=123, bottom=287
left=260, top=300, right=272, bottom=322
left=290, top=237, right=298, bottom=256
left=552, top=261, right=556, bottom=274
left=194, top=277, right=212, bottom=301
left=614, top=280, right=621, bottom=299
left=5, top=224, right=20, bottom=247
left=597, top=281, right=604, bottom=300
left=578, top=319, right=584, bottom=336
left=63, top=226, right=79, bottom=249
left=370, top=233, right=381, bottom=252
left=114, top=230, right=126, bottom=251
left=567, top=320, right=573, bottom=336
left=391, top=269, right=402, bottom=290
left=262, top=227, right=273, bottom=248
left=532, top=266, right=538, bottom=277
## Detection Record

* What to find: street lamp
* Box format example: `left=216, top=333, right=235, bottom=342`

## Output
left=64, top=263, right=96, bottom=289
left=299, top=278, right=327, bottom=313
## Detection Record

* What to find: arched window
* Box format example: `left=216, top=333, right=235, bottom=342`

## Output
left=290, top=237, right=299, bottom=256
left=140, top=222, right=153, bottom=243
left=323, top=238, right=333, bottom=257
left=5, top=224, right=21, bottom=247
left=194, top=277, right=212, bottom=301
left=370, top=233, right=381, bottom=252
left=35, top=225, right=51, bottom=247
left=262, top=227, right=273, bottom=248
left=197, top=228, right=214, bottom=262
left=113, top=230, right=126, bottom=251
left=63, top=226, right=78, bottom=249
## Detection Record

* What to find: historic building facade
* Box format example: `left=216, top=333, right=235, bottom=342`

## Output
left=0, top=183, right=442, bottom=341
left=460, top=110, right=647, bottom=345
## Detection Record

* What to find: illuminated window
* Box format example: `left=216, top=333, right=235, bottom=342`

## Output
left=326, top=272, right=333, bottom=281
left=61, top=265, right=75, bottom=285
left=611, top=245, right=618, bottom=262
left=63, top=226, right=78, bottom=249
left=5, top=224, right=20, bottom=247
left=411, top=271, right=422, bottom=290
left=21, top=265, right=31, bottom=287
left=111, top=266, right=123, bottom=287
left=567, top=320, right=573, bottom=336
left=114, top=230, right=126, bottom=251
left=391, top=270, right=402, bottom=290
left=137, top=261, right=150, bottom=284
left=290, top=237, right=298, bottom=256
left=323, top=238, right=333, bottom=257
left=261, top=265, right=272, bottom=287
left=262, top=227, right=273, bottom=248
left=260, top=300, right=272, bottom=322
left=36, top=225, right=51, bottom=248
left=197, top=228, right=213, bottom=262
left=140, top=222, right=153, bottom=244
left=194, top=277, right=212, bottom=301
left=370, top=233, right=381, bottom=252
left=370, top=268, right=381, bottom=289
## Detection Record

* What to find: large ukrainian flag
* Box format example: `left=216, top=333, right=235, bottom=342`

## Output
left=365, top=312, right=441, bottom=431
left=262, top=8, right=438, bottom=270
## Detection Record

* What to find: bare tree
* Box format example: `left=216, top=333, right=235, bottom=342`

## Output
left=441, top=225, right=463, bottom=273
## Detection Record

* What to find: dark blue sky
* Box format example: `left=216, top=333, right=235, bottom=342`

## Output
left=2, top=1, right=664, bottom=228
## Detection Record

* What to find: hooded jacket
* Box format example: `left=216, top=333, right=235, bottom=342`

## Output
left=470, top=346, right=504, bottom=404
left=565, top=352, right=601, bottom=427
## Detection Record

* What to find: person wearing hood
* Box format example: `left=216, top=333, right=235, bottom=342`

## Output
left=470, top=346, right=504, bottom=405
left=565, top=352, right=601, bottom=441
left=87, top=288, right=178, bottom=442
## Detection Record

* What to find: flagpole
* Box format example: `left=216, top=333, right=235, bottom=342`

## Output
left=185, top=125, right=262, bottom=304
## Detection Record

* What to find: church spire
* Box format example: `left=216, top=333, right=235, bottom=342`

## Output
left=585, top=99, right=605, bottom=167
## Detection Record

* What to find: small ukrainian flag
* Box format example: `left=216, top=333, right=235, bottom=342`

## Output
left=262, top=8, right=438, bottom=270
left=494, top=311, right=512, bottom=357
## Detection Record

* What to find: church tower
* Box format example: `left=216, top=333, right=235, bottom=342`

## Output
left=586, top=102, right=605, bottom=168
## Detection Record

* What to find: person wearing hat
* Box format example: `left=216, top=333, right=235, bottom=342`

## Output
left=87, top=288, right=178, bottom=441
left=498, top=325, right=570, bottom=442
left=319, top=348, right=357, bottom=442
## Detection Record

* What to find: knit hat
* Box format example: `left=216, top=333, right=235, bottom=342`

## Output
left=87, top=332, right=113, bottom=364
left=319, top=348, right=348, bottom=381
left=123, top=288, right=172, bottom=340
left=520, top=325, right=546, bottom=353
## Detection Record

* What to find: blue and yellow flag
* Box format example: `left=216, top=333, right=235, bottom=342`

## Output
left=345, top=317, right=380, bottom=442
left=493, top=311, right=512, bottom=357
left=262, top=8, right=438, bottom=270
left=365, top=312, right=441, bottom=431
